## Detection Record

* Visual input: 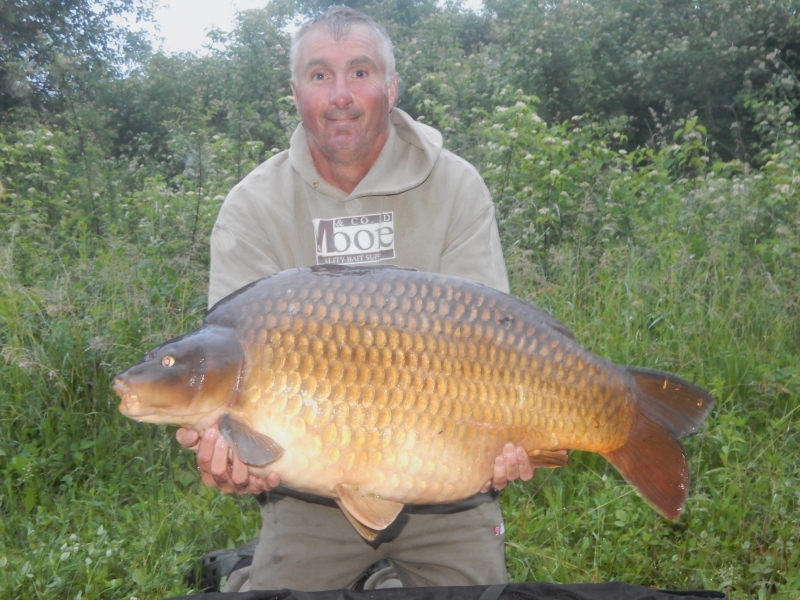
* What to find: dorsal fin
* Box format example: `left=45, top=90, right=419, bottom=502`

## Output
left=309, top=264, right=417, bottom=277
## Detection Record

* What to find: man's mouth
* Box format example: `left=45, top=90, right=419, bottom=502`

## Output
left=325, top=111, right=362, bottom=122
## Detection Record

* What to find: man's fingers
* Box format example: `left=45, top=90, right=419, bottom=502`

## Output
left=265, top=472, right=281, bottom=490
left=502, top=442, right=520, bottom=481
left=516, top=445, right=535, bottom=481
left=485, top=442, right=541, bottom=493
left=176, top=428, right=200, bottom=451
left=230, top=454, right=251, bottom=488
left=491, top=453, right=509, bottom=491
left=196, top=427, right=219, bottom=471
left=210, top=434, right=232, bottom=485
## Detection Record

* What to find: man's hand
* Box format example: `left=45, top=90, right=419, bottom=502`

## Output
left=481, top=442, right=558, bottom=493
left=176, top=426, right=280, bottom=495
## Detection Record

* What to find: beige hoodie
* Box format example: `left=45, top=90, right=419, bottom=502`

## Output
left=208, top=108, right=508, bottom=307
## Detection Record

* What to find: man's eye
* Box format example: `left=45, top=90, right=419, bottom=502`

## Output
left=354, top=70, right=367, bottom=78
left=312, top=72, right=325, bottom=80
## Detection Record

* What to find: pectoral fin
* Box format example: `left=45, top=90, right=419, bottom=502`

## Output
left=219, top=412, right=284, bottom=466
left=334, top=483, right=404, bottom=539
left=527, top=449, right=570, bottom=468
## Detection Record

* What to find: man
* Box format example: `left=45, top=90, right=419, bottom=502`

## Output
left=177, top=6, right=548, bottom=592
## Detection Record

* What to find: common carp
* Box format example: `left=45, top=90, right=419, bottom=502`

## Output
left=114, top=265, right=714, bottom=540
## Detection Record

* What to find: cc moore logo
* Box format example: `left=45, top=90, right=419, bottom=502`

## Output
left=313, top=212, right=395, bottom=265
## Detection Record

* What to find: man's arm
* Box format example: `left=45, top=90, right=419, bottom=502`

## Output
left=433, top=153, right=510, bottom=293
left=439, top=202, right=509, bottom=293
left=207, top=191, right=284, bottom=308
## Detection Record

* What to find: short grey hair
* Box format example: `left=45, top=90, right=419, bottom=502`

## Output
left=290, top=6, right=396, bottom=86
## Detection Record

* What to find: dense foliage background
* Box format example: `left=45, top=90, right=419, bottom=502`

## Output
left=1, top=0, right=798, bottom=598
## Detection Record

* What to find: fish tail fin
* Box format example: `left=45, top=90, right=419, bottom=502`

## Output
left=601, top=367, right=714, bottom=520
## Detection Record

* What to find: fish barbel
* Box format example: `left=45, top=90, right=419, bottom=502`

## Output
left=113, top=265, right=714, bottom=540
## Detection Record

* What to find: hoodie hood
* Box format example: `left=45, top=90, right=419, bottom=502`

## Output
left=288, top=108, right=443, bottom=201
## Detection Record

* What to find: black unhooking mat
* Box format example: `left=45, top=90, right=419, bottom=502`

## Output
left=166, top=582, right=725, bottom=600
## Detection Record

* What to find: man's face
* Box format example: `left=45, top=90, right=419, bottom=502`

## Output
left=291, top=26, right=398, bottom=169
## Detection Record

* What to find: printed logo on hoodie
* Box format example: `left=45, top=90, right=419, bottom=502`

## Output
left=313, top=212, right=395, bottom=265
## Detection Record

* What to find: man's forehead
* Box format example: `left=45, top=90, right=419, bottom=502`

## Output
left=304, top=54, right=379, bottom=71
left=296, top=25, right=386, bottom=70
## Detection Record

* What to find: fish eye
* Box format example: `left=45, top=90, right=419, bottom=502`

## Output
left=162, top=356, right=176, bottom=367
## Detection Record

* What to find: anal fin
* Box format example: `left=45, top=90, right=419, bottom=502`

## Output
left=219, top=412, right=284, bottom=466
left=527, top=449, right=570, bottom=468
left=334, top=483, right=404, bottom=539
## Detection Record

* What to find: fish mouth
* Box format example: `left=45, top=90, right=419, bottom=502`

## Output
left=112, top=377, right=129, bottom=397
left=113, top=378, right=154, bottom=418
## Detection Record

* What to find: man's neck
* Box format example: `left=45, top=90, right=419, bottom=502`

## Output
left=307, top=129, right=390, bottom=195
left=310, top=151, right=373, bottom=194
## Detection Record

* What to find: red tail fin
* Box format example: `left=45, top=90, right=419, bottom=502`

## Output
left=602, top=368, right=714, bottom=520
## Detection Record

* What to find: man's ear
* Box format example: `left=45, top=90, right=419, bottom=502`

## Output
left=387, top=73, right=399, bottom=111
left=290, top=81, right=299, bottom=107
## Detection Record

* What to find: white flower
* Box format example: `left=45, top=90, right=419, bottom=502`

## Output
left=549, top=169, right=561, bottom=177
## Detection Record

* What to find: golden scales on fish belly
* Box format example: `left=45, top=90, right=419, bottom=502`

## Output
left=113, top=264, right=715, bottom=541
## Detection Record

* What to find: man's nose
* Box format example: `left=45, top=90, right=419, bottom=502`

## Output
left=330, top=78, right=354, bottom=108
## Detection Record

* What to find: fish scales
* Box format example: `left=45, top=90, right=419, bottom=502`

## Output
left=115, top=264, right=714, bottom=540
left=237, top=267, right=620, bottom=497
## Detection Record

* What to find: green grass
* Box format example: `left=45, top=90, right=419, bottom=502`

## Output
left=1, top=117, right=798, bottom=598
